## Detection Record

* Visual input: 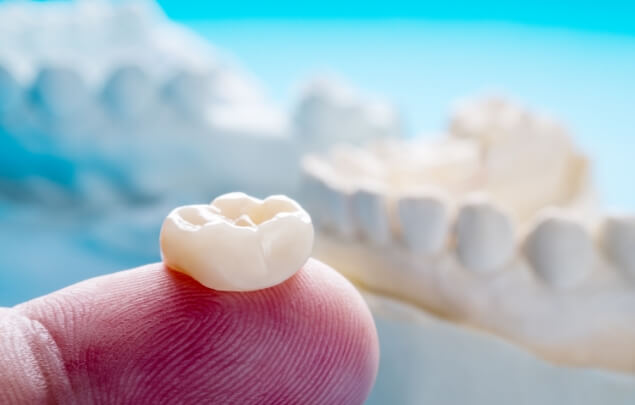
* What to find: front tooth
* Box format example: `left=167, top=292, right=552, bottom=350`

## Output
left=397, top=190, right=450, bottom=255
left=523, top=213, right=594, bottom=289
left=455, top=197, right=515, bottom=274
left=160, top=192, right=314, bottom=292
left=351, top=186, right=390, bottom=245
left=600, top=214, right=635, bottom=278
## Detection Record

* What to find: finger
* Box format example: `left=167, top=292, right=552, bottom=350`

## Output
left=1, top=259, right=378, bottom=404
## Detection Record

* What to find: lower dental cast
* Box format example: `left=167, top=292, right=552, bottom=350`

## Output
left=160, top=193, right=315, bottom=292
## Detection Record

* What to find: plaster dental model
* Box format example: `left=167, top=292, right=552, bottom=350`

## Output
left=302, top=95, right=635, bottom=373
left=160, top=193, right=314, bottom=291
left=0, top=0, right=288, bottom=203
left=0, top=1, right=402, bottom=206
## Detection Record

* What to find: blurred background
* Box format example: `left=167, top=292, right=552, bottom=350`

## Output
left=1, top=0, right=634, bottom=307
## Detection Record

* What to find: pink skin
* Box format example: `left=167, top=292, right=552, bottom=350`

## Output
left=0, top=259, right=379, bottom=404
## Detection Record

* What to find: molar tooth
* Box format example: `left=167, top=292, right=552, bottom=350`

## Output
left=397, top=190, right=450, bottom=255
left=456, top=197, right=515, bottom=274
left=600, top=214, right=635, bottom=278
left=524, top=213, right=593, bottom=289
left=352, top=185, right=390, bottom=245
left=160, top=192, right=314, bottom=292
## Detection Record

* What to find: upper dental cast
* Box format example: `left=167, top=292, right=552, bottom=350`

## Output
left=160, top=193, right=314, bottom=292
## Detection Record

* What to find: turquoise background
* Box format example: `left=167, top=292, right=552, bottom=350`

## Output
left=157, top=0, right=635, bottom=36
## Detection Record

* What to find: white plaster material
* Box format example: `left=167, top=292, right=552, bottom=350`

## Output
left=160, top=193, right=314, bottom=292
left=300, top=156, right=333, bottom=228
left=102, top=65, right=154, bottom=119
left=301, top=95, right=635, bottom=374
left=450, top=95, right=590, bottom=220
left=363, top=291, right=635, bottom=405
left=352, top=186, right=391, bottom=246
left=161, top=71, right=212, bottom=118
left=301, top=101, right=592, bottom=225
left=323, top=182, right=356, bottom=239
left=0, top=0, right=405, bottom=207
left=293, top=77, right=401, bottom=151
left=0, top=1, right=326, bottom=205
left=0, top=1, right=221, bottom=84
left=601, top=214, right=635, bottom=279
left=450, top=95, right=529, bottom=145
left=313, top=232, right=635, bottom=373
left=397, top=190, right=450, bottom=255
left=456, top=197, right=515, bottom=274
left=31, top=67, right=89, bottom=118
left=524, top=212, right=594, bottom=289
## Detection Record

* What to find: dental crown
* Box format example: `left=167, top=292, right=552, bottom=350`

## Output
left=160, top=193, right=314, bottom=292
left=301, top=95, right=635, bottom=372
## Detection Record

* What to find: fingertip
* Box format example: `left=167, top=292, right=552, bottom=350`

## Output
left=15, top=259, right=379, bottom=404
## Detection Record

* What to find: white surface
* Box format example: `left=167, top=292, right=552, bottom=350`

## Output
left=364, top=291, right=635, bottom=405
left=314, top=232, right=635, bottom=371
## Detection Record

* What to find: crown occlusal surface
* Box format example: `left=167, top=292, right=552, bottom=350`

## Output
left=160, top=192, right=314, bottom=292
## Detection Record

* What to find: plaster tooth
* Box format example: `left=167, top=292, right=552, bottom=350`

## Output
left=102, top=65, right=154, bottom=119
left=524, top=213, right=594, bottom=289
left=301, top=156, right=333, bottom=229
left=323, top=182, right=356, bottom=239
left=456, top=196, right=515, bottom=274
left=162, top=71, right=209, bottom=117
left=397, top=190, right=450, bottom=255
left=352, top=186, right=391, bottom=245
left=300, top=173, right=328, bottom=228
left=31, top=66, right=89, bottom=117
left=600, top=214, right=635, bottom=278
left=302, top=154, right=356, bottom=238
